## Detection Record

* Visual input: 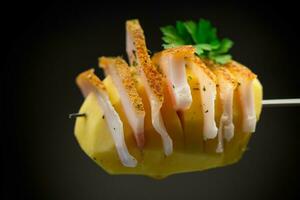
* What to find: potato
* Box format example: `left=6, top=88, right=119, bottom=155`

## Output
left=74, top=75, right=262, bottom=179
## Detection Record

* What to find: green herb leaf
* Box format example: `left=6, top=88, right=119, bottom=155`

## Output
left=214, top=38, right=234, bottom=54
left=194, top=44, right=204, bottom=55
left=176, top=21, right=192, bottom=43
left=211, top=54, right=232, bottom=64
left=195, top=43, right=213, bottom=51
left=160, top=18, right=234, bottom=64
left=196, top=19, right=217, bottom=43
left=160, top=26, right=186, bottom=46
left=210, top=40, right=221, bottom=50
left=183, top=21, right=198, bottom=43
left=162, top=43, right=182, bottom=49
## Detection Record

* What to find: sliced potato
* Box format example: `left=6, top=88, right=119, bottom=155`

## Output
left=74, top=75, right=262, bottom=179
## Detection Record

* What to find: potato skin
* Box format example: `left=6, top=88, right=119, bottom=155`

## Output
left=74, top=76, right=262, bottom=179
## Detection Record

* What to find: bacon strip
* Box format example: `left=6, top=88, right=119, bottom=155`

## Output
left=99, top=57, right=145, bottom=148
left=204, top=59, right=237, bottom=152
left=76, top=69, right=137, bottom=167
left=152, top=46, right=194, bottom=111
left=126, top=19, right=173, bottom=155
left=186, top=56, right=218, bottom=140
left=225, top=61, right=257, bottom=133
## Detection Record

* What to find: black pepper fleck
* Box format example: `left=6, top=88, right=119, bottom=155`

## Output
left=205, top=110, right=209, bottom=113
left=132, top=60, right=138, bottom=67
left=132, top=50, right=137, bottom=59
left=203, top=86, right=206, bottom=91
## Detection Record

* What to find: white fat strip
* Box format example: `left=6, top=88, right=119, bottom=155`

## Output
left=159, top=54, right=192, bottom=111
left=190, top=63, right=218, bottom=140
left=140, top=71, right=173, bottom=156
left=216, top=83, right=235, bottom=153
left=97, top=91, right=138, bottom=167
left=77, top=70, right=137, bottom=167
left=238, top=79, right=256, bottom=132
left=103, top=61, right=145, bottom=148
left=126, top=21, right=173, bottom=156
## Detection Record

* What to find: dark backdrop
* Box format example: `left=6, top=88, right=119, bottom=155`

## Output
left=3, top=2, right=300, bottom=200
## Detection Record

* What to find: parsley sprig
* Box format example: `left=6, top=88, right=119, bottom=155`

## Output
left=160, top=19, right=234, bottom=64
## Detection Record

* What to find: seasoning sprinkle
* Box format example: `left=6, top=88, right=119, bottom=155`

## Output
left=132, top=50, right=137, bottom=59
left=133, top=60, right=138, bottom=67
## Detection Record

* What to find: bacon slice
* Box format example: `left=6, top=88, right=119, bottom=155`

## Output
left=204, top=59, right=237, bottom=153
left=186, top=56, right=218, bottom=140
left=76, top=69, right=137, bottom=167
left=152, top=46, right=194, bottom=111
left=99, top=57, right=146, bottom=148
left=126, top=19, right=173, bottom=156
left=225, top=61, right=257, bottom=133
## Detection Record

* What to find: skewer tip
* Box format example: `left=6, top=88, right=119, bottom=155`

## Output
left=262, top=98, right=300, bottom=107
left=69, top=113, right=86, bottom=119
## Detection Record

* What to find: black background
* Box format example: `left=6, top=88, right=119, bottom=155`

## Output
left=3, top=1, right=300, bottom=200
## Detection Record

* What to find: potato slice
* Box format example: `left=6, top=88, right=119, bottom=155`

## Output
left=74, top=73, right=262, bottom=179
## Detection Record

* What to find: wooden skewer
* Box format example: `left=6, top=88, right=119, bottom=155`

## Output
left=262, top=98, right=300, bottom=107
left=69, top=113, right=86, bottom=119
left=68, top=98, right=300, bottom=119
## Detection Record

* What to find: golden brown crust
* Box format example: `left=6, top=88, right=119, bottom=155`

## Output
left=151, top=45, right=195, bottom=72
left=202, top=58, right=221, bottom=68
left=76, top=69, right=106, bottom=92
left=159, top=45, right=195, bottom=57
left=99, top=56, right=145, bottom=114
left=224, top=60, right=257, bottom=80
left=189, top=55, right=217, bottom=83
left=213, top=67, right=237, bottom=88
left=203, top=59, right=237, bottom=87
left=126, top=19, right=164, bottom=102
